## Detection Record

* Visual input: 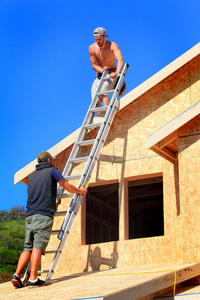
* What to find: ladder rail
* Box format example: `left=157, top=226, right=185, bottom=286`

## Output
left=60, top=70, right=109, bottom=178
left=77, top=63, right=128, bottom=186
left=56, top=90, right=122, bottom=240
left=57, top=70, right=110, bottom=196
left=45, top=64, right=129, bottom=283
left=57, top=95, right=121, bottom=241
left=59, top=65, right=127, bottom=185
left=80, top=63, right=128, bottom=177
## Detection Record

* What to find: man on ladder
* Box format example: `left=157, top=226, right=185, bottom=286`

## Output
left=89, top=27, right=125, bottom=108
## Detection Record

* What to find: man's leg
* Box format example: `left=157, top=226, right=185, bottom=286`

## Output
left=91, top=77, right=100, bottom=101
left=29, top=248, right=42, bottom=280
left=11, top=250, right=31, bottom=288
left=15, top=250, right=31, bottom=278
left=102, top=95, right=110, bottom=106
left=101, top=76, right=118, bottom=106
left=29, top=215, right=53, bottom=282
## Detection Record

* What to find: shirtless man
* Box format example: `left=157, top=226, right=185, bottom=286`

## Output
left=89, top=27, right=124, bottom=107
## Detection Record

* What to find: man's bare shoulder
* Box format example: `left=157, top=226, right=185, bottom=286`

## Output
left=110, top=41, right=119, bottom=50
left=89, top=43, right=96, bottom=53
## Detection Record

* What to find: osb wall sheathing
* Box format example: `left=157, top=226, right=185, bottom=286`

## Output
left=178, top=116, right=200, bottom=262
left=42, top=55, right=200, bottom=275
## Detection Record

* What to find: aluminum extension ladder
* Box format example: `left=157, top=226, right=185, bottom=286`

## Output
left=23, top=63, right=129, bottom=286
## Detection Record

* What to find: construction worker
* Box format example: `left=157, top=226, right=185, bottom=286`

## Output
left=11, top=151, right=87, bottom=288
left=89, top=27, right=124, bottom=107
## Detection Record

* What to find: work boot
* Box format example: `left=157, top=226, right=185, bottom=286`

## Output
left=29, top=278, right=45, bottom=288
left=11, top=274, right=24, bottom=288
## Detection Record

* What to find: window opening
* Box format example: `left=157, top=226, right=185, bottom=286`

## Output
left=128, top=176, right=164, bottom=239
left=86, top=182, right=119, bottom=244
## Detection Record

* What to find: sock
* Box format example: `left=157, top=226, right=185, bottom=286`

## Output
left=14, top=273, right=20, bottom=278
left=29, top=278, right=38, bottom=283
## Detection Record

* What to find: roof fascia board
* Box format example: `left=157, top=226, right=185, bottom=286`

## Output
left=147, top=100, right=200, bottom=150
left=14, top=128, right=80, bottom=185
left=119, top=43, right=200, bottom=111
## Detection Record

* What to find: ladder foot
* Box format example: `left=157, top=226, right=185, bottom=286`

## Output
left=44, top=279, right=52, bottom=286
left=22, top=279, right=30, bottom=287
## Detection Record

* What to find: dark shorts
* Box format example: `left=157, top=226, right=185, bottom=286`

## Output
left=24, top=214, right=53, bottom=255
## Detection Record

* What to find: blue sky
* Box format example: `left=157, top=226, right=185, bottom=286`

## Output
left=0, top=0, right=199, bottom=211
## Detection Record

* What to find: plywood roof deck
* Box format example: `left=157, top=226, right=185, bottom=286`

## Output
left=1, top=262, right=200, bottom=300
left=146, top=101, right=200, bottom=163
left=14, top=42, right=200, bottom=185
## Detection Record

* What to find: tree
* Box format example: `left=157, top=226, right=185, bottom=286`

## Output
left=0, top=206, right=26, bottom=283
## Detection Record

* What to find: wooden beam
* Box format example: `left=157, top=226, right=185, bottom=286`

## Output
left=158, top=146, right=177, bottom=160
left=151, top=146, right=177, bottom=164
left=125, top=173, right=163, bottom=183
left=89, top=179, right=119, bottom=188
left=20, top=177, right=29, bottom=185
left=123, top=179, right=129, bottom=240
left=136, top=211, right=164, bottom=221
left=81, top=196, right=86, bottom=245
left=157, top=131, right=178, bottom=149
left=88, top=182, right=119, bottom=192
left=128, top=187, right=163, bottom=199
left=129, top=198, right=163, bottom=210
left=147, top=100, right=200, bottom=149
left=128, top=176, right=163, bottom=187
left=87, top=194, right=118, bottom=214
left=86, top=211, right=117, bottom=229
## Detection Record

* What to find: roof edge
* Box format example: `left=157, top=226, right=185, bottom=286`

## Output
left=14, top=127, right=80, bottom=185
left=147, top=100, right=200, bottom=149
left=119, top=42, right=200, bottom=111
left=14, top=42, right=200, bottom=184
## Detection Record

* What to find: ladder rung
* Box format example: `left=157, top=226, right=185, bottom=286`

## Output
left=37, top=270, right=48, bottom=274
left=65, top=174, right=82, bottom=181
left=90, top=106, right=108, bottom=113
left=70, top=156, right=89, bottom=164
left=51, top=230, right=60, bottom=235
left=54, top=211, right=68, bottom=216
left=84, top=122, right=102, bottom=130
left=77, top=139, right=96, bottom=147
left=57, top=193, right=74, bottom=198
left=103, top=73, right=120, bottom=80
left=97, top=89, right=115, bottom=96
left=46, top=250, right=57, bottom=254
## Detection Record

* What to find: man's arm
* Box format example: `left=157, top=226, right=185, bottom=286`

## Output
left=58, top=179, right=87, bottom=195
left=89, top=45, right=109, bottom=74
left=110, top=42, right=124, bottom=78
left=89, top=45, right=103, bottom=73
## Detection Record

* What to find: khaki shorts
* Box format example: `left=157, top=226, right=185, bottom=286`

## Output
left=24, top=214, right=53, bottom=255
left=91, top=75, right=118, bottom=100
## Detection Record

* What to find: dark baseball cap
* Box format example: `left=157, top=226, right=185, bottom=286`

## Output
left=93, top=27, right=108, bottom=37
left=37, top=151, right=55, bottom=162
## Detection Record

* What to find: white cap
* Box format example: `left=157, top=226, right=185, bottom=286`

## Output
left=93, top=27, right=108, bottom=37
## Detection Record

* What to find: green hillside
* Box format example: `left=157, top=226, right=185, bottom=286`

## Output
left=0, top=206, right=26, bottom=283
